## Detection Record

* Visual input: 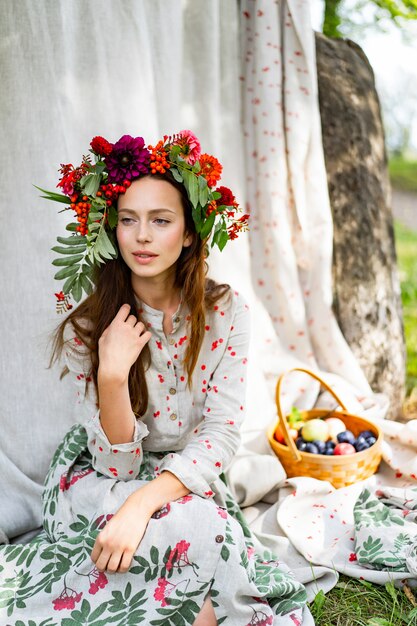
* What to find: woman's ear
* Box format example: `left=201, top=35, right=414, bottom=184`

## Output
left=183, top=232, right=193, bottom=248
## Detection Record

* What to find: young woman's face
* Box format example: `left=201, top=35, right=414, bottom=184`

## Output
left=116, top=177, right=193, bottom=285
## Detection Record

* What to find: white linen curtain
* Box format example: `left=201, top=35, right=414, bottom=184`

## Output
left=0, top=0, right=385, bottom=541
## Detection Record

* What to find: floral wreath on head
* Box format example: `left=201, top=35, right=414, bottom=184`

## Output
left=37, top=130, right=249, bottom=313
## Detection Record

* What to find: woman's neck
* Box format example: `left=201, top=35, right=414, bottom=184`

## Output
left=132, top=276, right=182, bottom=313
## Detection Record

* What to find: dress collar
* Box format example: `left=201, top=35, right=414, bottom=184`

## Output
left=134, top=290, right=188, bottom=332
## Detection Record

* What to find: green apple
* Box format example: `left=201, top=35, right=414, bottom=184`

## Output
left=301, top=419, right=329, bottom=442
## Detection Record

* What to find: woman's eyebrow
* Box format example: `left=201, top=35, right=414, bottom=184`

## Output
left=118, top=208, right=177, bottom=215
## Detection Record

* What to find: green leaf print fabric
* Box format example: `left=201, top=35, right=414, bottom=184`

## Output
left=353, top=486, right=417, bottom=575
left=0, top=425, right=307, bottom=625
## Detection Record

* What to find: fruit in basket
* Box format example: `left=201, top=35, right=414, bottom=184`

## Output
left=274, top=424, right=299, bottom=444
left=333, top=442, right=356, bottom=455
left=305, top=443, right=319, bottom=454
left=337, top=430, right=356, bottom=445
left=301, top=419, right=329, bottom=442
left=324, top=417, right=346, bottom=442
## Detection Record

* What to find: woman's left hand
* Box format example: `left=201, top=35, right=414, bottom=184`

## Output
left=91, top=495, right=152, bottom=573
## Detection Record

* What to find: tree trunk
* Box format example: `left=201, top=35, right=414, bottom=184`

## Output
left=315, top=32, right=406, bottom=419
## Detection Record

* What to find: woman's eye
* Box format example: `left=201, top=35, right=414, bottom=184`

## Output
left=120, top=217, right=135, bottom=225
left=154, top=218, right=170, bottom=225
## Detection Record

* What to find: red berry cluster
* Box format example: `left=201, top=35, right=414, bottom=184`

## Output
left=70, top=179, right=132, bottom=236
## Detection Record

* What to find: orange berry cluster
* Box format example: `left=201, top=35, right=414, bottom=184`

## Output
left=206, top=200, right=217, bottom=216
left=149, top=141, right=171, bottom=174
left=70, top=194, right=91, bottom=236
left=96, top=180, right=131, bottom=206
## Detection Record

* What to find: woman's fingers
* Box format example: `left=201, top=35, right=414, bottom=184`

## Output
left=114, top=303, right=131, bottom=322
left=106, top=551, right=124, bottom=574
left=118, top=550, right=134, bottom=573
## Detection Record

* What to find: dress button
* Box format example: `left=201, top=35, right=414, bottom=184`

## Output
left=215, top=535, right=224, bottom=543
left=169, top=413, right=177, bottom=421
left=168, top=337, right=175, bottom=345
left=169, top=387, right=177, bottom=395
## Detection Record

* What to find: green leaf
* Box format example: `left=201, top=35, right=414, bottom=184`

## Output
left=193, top=160, right=201, bottom=173
left=66, top=222, right=79, bottom=232
left=211, top=191, right=221, bottom=200
left=52, top=253, right=84, bottom=267
left=80, top=173, right=101, bottom=197
left=57, top=235, right=87, bottom=246
left=54, top=264, right=80, bottom=280
left=187, top=173, right=199, bottom=208
left=150, top=546, right=159, bottom=565
left=88, top=212, right=104, bottom=222
left=52, top=245, right=86, bottom=255
left=79, top=273, right=93, bottom=296
left=34, top=185, right=71, bottom=204
left=217, top=229, right=229, bottom=251
left=198, top=176, right=209, bottom=207
left=96, top=228, right=117, bottom=260
left=170, top=168, right=183, bottom=183
left=200, top=211, right=216, bottom=239
left=108, top=205, right=118, bottom=229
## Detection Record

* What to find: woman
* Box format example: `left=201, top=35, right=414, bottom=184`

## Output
left=0, top=132, right=306, bottom=625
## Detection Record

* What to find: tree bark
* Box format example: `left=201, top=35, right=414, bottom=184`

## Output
left=315, top=32, right=406, bottom=419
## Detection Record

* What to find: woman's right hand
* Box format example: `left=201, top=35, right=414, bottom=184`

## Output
left=98, top=304, right=151, bottom=382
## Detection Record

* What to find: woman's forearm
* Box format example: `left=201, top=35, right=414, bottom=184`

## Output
left=129, top=471, right=190, bottom=515
left=97, top=371, right=136, bottom=444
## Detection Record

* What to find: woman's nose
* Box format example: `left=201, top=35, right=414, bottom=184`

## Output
left=136, top=222, right=152, bottom=242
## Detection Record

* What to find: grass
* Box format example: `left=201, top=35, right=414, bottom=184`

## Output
left=394, top=221, right=417, bottom=394
left=310, top=579, right=417, bottom=625
left=309, top=219, right=417, bottom=623
left=389, top=156, right=417, bottom=194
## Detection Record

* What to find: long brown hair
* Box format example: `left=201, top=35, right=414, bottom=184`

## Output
left=50, top=171, right=231, bottom=417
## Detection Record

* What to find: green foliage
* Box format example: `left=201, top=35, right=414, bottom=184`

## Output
left=311, top=575, right=417, bottom=625
left=394, top=221, right=417, bottom=393
left=322, top=0, right=417, bottom=38
left=389, top=157, right=417, bottom=193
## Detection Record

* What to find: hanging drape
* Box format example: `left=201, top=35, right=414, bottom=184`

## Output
left=0, top=0, right=385, bottom=551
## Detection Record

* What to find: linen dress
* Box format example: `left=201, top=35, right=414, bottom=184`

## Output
left=0, top=287, right=307, bottom=625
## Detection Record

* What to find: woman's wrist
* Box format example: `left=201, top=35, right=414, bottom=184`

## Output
left=98, top=367, right=129, bottom=387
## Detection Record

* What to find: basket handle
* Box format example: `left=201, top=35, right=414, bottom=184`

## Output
left=275, top=367, right=348, bottom=462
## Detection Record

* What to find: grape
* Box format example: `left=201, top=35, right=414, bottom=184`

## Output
left=337, top=430, right=356, bottom=444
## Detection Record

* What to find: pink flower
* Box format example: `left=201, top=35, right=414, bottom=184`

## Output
left=217, top=507, right=227, bottom=519
left=177, top=495, right=193, bottom=504
left=59, top=472, right=70, bottom=491
left=89, top=569, right=108, bottom=594
left=172, top=130, right=201, bottom=165
left=165, top=539, right=191, bottom=571
left=52, top=590, right=82, bottom=611
left=247, top=546, right=255, bottom=560
left=154, top=577, right=175, bottom=607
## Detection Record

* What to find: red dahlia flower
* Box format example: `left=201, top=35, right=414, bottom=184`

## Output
left=216, top=185, right=236, bottom=207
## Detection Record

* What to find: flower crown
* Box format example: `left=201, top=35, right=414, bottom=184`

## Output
left=37, top=130, right=249, bottom=313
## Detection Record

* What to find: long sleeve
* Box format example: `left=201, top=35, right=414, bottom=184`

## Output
left=159, top=293, right=251, bottom=498
left=63, top=323, right=149, bottom=480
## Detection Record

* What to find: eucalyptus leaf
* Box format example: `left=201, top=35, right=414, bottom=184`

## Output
left=52, top=245, right=87, bottom=255
left=54, top=264, right=80, bottom=280
left=52, top=253, right=84, bottom=267
left=192, top=205, right=203, bottom=233
left=57, top=235, right=87, bottom=246
left=187, top=173, right=199, bottom=208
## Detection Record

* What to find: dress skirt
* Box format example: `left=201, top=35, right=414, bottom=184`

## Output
left=0, top=425, right=307, bottom=625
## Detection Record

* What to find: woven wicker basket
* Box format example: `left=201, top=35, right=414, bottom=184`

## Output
left=267, top=368, right=383, bottom=488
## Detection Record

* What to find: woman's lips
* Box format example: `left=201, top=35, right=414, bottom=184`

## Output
left=132, top=253, right=159, bottom=265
